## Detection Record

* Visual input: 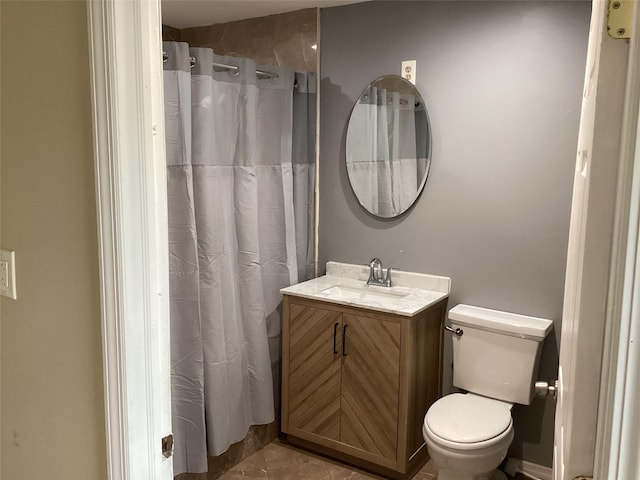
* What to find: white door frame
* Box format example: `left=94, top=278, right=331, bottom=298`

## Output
left=553, top=0, right=635, bottom=478
left=84, top=0, right=640, bottom=479
left=594, top=1, right=640, bottom=478
left=86, top=0, right=173, bottom=479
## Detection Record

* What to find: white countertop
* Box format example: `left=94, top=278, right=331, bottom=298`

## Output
left=280, top=261, right=451, bottom=317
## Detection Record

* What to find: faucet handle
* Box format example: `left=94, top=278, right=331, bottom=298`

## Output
left=367, top=258, right=384, bottom=285
left=369, top=257, right=382, bottom=269
left=385, top=268, right=393, bottom=287
left=369, top=258, right=382, bottom=278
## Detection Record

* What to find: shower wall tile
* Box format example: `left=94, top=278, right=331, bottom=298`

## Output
left=178, top=8, right=318, bottom=73
left=175, top=421, right=278, bottom=480
left=163, top=24, right=182, bottom=42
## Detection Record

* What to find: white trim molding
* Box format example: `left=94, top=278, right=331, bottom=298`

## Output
left=87, top=1, right=172, bottom=479
left=554, top=1, right=630, bottom=477
left=505, top=457, right=552, bottom=480
left=595, top=1, right=640, bottom=477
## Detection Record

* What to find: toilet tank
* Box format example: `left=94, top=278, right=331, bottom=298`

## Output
left=449, top=304, right=554, bottom=405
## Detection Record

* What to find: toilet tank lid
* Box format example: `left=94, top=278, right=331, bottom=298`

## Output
left=449, top=304, right=554, bottom=340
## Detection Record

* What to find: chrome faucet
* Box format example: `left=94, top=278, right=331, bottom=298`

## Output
left=367, top=258, right=393, bottom=287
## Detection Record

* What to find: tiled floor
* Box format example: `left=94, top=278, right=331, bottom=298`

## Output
left=218, top=440, right=438, bottom=479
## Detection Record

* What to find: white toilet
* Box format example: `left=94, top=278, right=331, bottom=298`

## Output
left=423, top=304, right=553, bottom=480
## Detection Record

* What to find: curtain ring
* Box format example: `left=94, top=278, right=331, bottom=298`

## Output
left=162, top=51, right=168, bottom=63
left=190, top=56, right=197, bottom=68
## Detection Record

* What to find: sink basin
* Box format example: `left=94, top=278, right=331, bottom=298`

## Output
left=280, top=261, right=451, bottom=316
left=319, top=285, right=408, bottom=303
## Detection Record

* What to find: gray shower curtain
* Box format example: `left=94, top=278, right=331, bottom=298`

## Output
left=163, top=41, right=316, bottom=476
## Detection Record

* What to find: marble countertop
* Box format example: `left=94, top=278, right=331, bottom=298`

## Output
left=280, top=261, right=451, bottom=317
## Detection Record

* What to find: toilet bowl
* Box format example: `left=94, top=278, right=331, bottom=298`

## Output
left=423, top=305, right=554, bottom=480
left=423, top=393, right=513, bottom=480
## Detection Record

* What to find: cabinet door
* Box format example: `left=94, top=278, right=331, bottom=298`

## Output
left=287, top=303, right=343, bottom=442
left=340, top=313, right=401, bottom=462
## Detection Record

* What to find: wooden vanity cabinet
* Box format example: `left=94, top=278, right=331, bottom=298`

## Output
left=281, top=295, right=447, bottom=479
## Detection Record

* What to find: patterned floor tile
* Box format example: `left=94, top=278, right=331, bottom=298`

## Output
left=218, top=449, right=269, bottom=479
left=218, top=440, right=448, bottom=479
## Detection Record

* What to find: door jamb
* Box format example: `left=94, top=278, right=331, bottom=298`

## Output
left=595, top=1, right=640, bottom=477
left=86, top=1, right=172, bottom=478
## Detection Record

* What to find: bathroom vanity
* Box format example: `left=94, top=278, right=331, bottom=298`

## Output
left=280, top=262, right=450, bottom=479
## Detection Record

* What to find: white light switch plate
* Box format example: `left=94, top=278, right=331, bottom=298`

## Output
left=401, top=60, right=417, bottom=85
left=0, top=249, right=17, bottom=299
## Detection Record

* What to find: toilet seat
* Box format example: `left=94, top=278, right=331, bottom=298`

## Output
left=424, top=393, right=513, bottom=450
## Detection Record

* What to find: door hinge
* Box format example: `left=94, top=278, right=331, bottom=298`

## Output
left=162, top=434, right=174, bottom=458
left=608, top=0, right=632, bottom=39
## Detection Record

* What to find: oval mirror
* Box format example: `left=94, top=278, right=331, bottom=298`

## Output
left=346, top=75, right=431, bottom=218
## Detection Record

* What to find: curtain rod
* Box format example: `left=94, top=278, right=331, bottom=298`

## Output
left=212, top=61, right=279, bottom=80
left=162, top=51, right=279, bottom=80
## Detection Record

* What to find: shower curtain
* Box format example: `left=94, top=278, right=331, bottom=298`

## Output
left=347, top=86, right=426, bottom=216
left=163, top=41, right=316, bottom=475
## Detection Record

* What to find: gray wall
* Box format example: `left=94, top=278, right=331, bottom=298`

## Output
left=319, top=0, right=590, bottom=467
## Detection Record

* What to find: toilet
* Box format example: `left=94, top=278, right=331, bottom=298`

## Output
left=423, top=304, right=553, bottom=480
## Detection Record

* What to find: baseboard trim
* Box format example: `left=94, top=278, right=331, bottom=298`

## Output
left=504, top=457, right=553, bottom=480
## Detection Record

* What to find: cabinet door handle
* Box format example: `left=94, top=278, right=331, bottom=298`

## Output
left=333, top=322, right=339, bottom=354
left=342, top=325, right=348, bottom=356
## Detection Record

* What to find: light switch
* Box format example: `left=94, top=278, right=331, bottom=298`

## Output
left=0, top=249, right=17, bottom=299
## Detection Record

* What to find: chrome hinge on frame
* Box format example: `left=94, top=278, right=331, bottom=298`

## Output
left=162, top=434, right=174, bottom=458
left=608, top=0, right=633, bottom=39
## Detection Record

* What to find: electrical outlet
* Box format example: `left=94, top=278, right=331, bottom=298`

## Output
left=401, top=60, right=417, bottom=85
left=0, top=249, right=17, bottom=300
